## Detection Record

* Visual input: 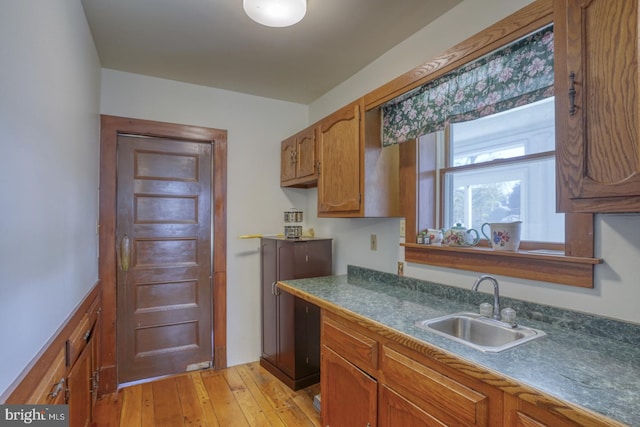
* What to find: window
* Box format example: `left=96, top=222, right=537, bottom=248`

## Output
left=441, top=97, right=564, bottom=242
left=382, top=25, right=561, bottom=245
left=378, top=7, right=598, bottom=287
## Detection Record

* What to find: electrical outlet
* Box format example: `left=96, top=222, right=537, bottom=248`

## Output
left=399, top=219, right=406, bottom=237
left=370, top=234, right=377, bottom=251
left=397, top=261, right=404, bottom=276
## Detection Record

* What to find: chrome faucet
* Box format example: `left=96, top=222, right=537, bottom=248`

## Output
left=472, top=275, right=501, bottom=320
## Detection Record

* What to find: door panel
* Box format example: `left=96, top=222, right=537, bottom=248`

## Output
left=117, top=136, right=213, bottom=383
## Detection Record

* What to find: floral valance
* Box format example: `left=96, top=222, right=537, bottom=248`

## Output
left=382, top=26, right=554, bottom=146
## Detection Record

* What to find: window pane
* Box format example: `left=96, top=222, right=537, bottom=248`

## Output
left=443, top=97, right=564, bottom=243
left=444, top=158, right=564, bottom=242
left=449, top=97, right=555, bottom=166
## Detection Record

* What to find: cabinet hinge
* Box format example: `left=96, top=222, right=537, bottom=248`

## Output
left=316, top=161, right=321, bottom=175
left=91, top=370, right=99, bottom=396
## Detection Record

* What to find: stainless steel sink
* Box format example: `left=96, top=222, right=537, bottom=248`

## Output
left=415, top=312, right=545, bottom=352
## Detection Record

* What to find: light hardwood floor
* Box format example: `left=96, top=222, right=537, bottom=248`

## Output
left=93, top=362, right=321, bottom=426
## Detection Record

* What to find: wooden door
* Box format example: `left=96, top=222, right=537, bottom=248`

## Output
left=116, top=135, right=213, bottom=383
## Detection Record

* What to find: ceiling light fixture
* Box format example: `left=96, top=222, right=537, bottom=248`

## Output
left=243, top=0, right=306, bottom=28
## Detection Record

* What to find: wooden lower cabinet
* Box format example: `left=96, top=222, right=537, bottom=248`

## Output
left=321, top=346, right=377, bottom=427
left=503, top=394, right=622, bottom=427
left=381, top=346, right=492, bottom=426
left=379, top=385, right=445, bottom=427
left=261, top=238, right=332, bottom=390
left=321, top=311, right=499, bottom=427
left=318, top=309, right=625, bottom=427
left=67, top=343, right=92, bottom=427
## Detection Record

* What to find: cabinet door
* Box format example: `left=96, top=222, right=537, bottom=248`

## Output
left=295, top=299, right=320, bottom=378
left=261, top=239, right=278, bottom=366
left=318, top=101, right=362, bottom=215
left=277, top=289, right=296, bottom=378
left=379, top=385, right=446, bottom=427
left=280, top=136, right=297, bottom=183
left=296, top=126, right=317, bottom=181
left=555, top=0, right=640, bottom=212
left=321, top=346, right=377, bottom=427
left=67, top=345, right=92, bottom=427
left=292, top=240, right=333, bottom=279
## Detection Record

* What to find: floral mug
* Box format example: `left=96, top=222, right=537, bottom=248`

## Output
left=481, top=222, right=522, bottom=251
left=426, top=228, right=444, bottom=245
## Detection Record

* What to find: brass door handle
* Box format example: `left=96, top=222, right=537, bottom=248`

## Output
left=119, top=234, right=131, bottom=272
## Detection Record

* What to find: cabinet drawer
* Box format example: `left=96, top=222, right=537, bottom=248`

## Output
left=27, top=347, right=66, bottom=404
left=323, top=318, right=378, bottom=372
left=66, top=313, right=95, bottom=368
left=382, top=345, right=488, bottom=426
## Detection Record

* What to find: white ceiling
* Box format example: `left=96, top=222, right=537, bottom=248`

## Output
left=81, top=0, right=463, bottom=104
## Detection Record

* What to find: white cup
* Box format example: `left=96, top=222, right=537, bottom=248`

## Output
left=481, top=221, right=522, bottom=251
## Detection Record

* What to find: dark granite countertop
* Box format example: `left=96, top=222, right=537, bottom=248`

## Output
left=278, top=266, right=640, bottom=426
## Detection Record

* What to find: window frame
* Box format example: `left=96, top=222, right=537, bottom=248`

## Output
left=400, top=135, right=597, bottom=287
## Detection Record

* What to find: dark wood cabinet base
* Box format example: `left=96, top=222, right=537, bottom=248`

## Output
left=259, top=357, right=320, bottom=391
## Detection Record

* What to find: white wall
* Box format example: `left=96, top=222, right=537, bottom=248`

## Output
left=304, top=0, right=640, bottom=325
left=0, top=0, right=101, bottom=396
left=100, top=69, right=310, bottom=367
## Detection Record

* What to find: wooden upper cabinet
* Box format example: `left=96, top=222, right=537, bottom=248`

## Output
left=280, top=126, right=318, bottom=188
left=318, top=100, right=362, bottom=215
left=317, top=98, right=400, bottom=217
left=555, top=0, right=640, bottom=212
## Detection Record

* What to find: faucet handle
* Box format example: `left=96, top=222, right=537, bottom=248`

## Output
left=479, top=302, right=493, bottom=317
left=501, top=307, right=517, bottom=325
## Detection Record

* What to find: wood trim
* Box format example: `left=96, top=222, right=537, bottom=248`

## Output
left=98, top=115, right=228, bottom=395
left=399, top=140, right=418, bottom=243
left=1, top=281, right=101, bottom=404
left=364, top=0, right=554, bottom=110
left=403, top=244, right=599, bottom=288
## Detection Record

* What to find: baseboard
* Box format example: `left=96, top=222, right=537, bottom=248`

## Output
left=1, top=280, right=101, bottom=403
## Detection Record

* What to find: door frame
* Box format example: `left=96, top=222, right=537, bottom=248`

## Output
left=98, top=115, right=228, bottom=395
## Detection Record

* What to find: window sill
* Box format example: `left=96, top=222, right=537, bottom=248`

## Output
left=402, top=243, right=602, bottom=288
